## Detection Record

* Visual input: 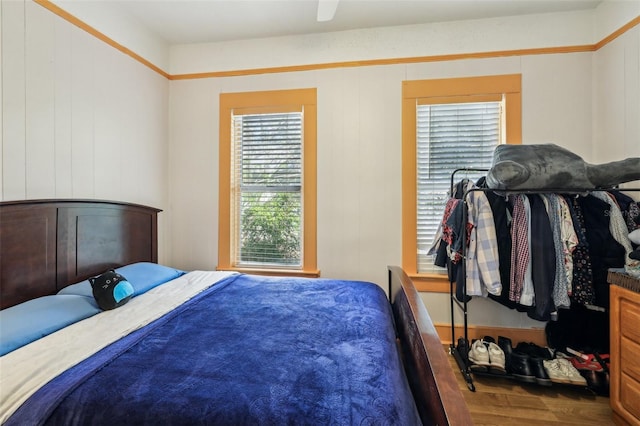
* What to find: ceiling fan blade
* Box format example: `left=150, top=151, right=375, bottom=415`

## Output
left=317, top=0, right=340, bottom=22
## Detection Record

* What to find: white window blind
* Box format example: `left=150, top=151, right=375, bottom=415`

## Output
left=232, top=111, right=303, bottom=268
left=416, top=101, right=502, bottom=273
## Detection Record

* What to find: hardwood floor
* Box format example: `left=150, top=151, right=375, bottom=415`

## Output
left=446, top=347, right=615, bottom=425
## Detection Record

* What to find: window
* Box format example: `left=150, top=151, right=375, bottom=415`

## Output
left=402, top=75, right=521, bottom=291
left=219, top=88, right=318, bottom=276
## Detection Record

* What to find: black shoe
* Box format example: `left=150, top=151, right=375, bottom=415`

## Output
left=498, top=336, right=513, bottom=373
left=529, top=356, right=552, bottom=386
left=482, top=335, right=496, bottom=344
left=515, top=342, right=553, bottom=360
left=457, top=337, right=469, bottom=364
left=582, top=370, right=609, bottom=396
left=510, top=352, right=536, bottom=383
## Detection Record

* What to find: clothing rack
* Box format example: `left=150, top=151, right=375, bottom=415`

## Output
left=446, top=168, right=640, bottom=391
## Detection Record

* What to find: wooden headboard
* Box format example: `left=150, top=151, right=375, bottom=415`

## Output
left=0, top=199, right=161, bottom=309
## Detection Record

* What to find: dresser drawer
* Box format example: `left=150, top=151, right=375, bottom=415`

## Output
left=621, top=299, right=640, bottom=343
left=610, top=282, right=640, bottom=426
left=621, top=372, right=640, bottom=421
left=621, top=336, right=640, bottom=386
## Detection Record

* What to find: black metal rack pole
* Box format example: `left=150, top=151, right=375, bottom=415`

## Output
left=448, top=168, right=489, bottom=392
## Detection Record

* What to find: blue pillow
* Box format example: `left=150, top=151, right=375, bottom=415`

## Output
left=115, top=262, right=185, bottom=296
left=57, top=279, right=93, bottom=298
left=58, top=263, right=185, bottom=298
left=0, top=295, right=101, bottom=356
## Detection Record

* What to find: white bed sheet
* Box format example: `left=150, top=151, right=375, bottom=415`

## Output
left=0, top=270, right=236, bottom=424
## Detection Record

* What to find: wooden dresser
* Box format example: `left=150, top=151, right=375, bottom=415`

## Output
left=609, top=270, right=640, bottom=426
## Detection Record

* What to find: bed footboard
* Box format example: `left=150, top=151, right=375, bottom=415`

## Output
left=388, top=266, right=473, bottom=425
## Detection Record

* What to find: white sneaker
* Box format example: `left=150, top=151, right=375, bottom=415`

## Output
left=468, top=339, right=491, bottom=368
left=556, top=358, right=587, bottom=386
left=543, top=359, right=572, bottom=384
left=487, top=342, right=506, bottom=374
left=543, top=358, right=588, bottom=386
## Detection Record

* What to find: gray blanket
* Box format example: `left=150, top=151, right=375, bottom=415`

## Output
left=486, top=144, right=640, bottom=190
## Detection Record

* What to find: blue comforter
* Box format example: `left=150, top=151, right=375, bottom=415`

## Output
left=8, top=274, right=421, bottom=425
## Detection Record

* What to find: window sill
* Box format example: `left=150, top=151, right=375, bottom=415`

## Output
left=407, top=273, right=453, bottom=293
left=216, top=267, right=321, bottom=278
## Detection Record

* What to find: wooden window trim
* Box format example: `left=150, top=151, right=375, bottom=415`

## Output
left=402, top=74, right=522, bottom=291
left=218, top=88, right=318, bottom=277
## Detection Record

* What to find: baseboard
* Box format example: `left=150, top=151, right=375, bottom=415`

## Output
left=435, top=323, right=547, bottom=347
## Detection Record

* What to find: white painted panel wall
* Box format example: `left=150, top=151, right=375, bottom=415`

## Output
left=25, top=2, right=56, bottom=199
left=0, top=0, right=3, bottom=195
left=521, top=53, right=593, bottom=157
left=593, top=25, right=640, bottom=164
left=168, top=79, right=219, bottom=271
left=1, top=0, right=170, bottom=262
left=2, top=0, right=26, bottom=200
left=54, top=16, right=73, bottom=198
left=315, top=66, right=405, bottom=283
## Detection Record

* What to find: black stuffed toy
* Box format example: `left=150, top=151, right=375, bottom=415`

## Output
left=90, top=270, right=134, bottom=310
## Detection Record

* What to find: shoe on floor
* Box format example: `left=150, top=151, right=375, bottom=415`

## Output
left=468, top=339, right=491, bottom=370
left=498, top=336, right=513, bottom=373
left=543, top=358, right=587, bottom=386
left=543, top=359, right=572, bottom=384
left=556, top=358, right=588, bottom=386
left=510, top=351, right=536, bottom=383
left=487, top=342, right=507, bottom=375
left=529, top=356, right=552, bottom=386
left=515, top=342, right=553, bottom=360
left=482, top=335, right=496, bottom=344
left=457, top=338, right=469, bottom=364
left=581, top=369, right=609, bottom=395
left=570, top=354, right=604, bottom=372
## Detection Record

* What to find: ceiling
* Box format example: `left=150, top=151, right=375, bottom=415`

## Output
left=107, top=0, right=603, bottom=45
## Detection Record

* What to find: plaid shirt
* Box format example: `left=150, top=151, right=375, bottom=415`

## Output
left=465, top=187, right=502, bottom=297
left=509, top=195, right=530, bottom=303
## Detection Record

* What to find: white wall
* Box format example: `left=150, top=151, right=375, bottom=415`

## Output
left=0, top=0, right=171, bottom=262
left=593, top=23, right=640, bottom=166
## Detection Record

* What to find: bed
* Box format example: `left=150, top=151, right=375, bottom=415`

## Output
left=0, top=199, right=472, bottom=425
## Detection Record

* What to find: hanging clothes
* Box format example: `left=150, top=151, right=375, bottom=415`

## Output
left=540, top=194, right=572, bottom=309
left=578, top=194, right=626, bottom=308
left=433, top=179, right=473, bottom=302
left=435, top=175, right=640, bottom=317
left=566, top=196, right=596, bottom=306
left=608, top=190, right=640, bottom=232
left=591, top=191, right=640, bottom=278
left=556, top=196, right=578, bottom=299
left=509, top=194, right=530, bottom=303
left=465, top=185, right=502, bottom=297
left=478, top=177, right=517, bottom=309
left=527, top=194, right=557, bottom=322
